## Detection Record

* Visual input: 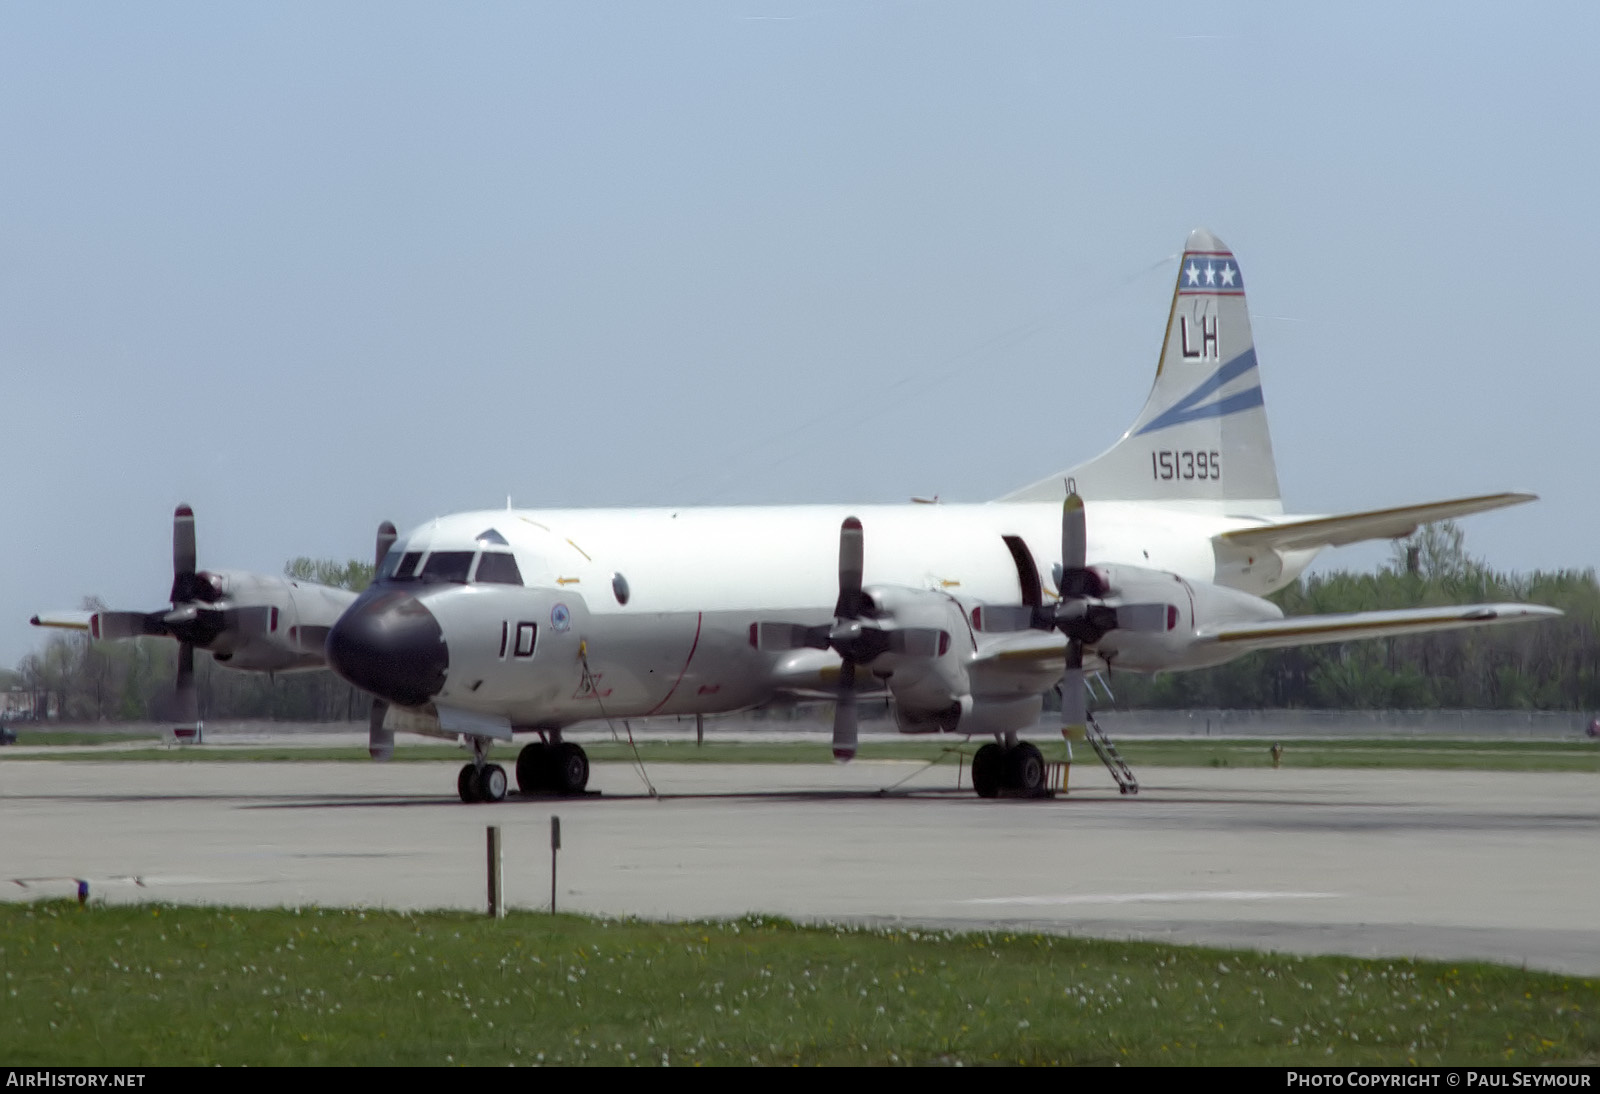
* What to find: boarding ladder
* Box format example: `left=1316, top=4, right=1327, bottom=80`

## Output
left=1085, top=712, right=1139, bottom=795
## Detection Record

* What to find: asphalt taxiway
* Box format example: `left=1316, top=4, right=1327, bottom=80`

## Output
left=3, top=756, right=1595, bottom=976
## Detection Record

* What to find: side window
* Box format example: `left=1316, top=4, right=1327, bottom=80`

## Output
left=392, top=551, right=424, bottom=580
left=514, top=622, right=537, bottom=658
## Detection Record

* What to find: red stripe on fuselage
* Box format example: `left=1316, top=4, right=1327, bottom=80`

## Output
left=644, top=611, right=703, bottom=716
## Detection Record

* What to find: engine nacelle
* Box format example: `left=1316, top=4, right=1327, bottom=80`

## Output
left=892, top=694, right=969, bottom=734
left=893, top=693, right=1043, bottom=737
left=859, top=583, right=979, bottom=728
left=1092, top=563, right=1282, bottom=672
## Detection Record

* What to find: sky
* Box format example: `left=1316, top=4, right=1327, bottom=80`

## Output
left=3, top=2, right=1597, bottom=668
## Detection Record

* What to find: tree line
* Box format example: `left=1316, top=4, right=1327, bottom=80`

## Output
left=1111, top=525, right=1600, bottom=711
left=8, top=526, right=1598, bottom=724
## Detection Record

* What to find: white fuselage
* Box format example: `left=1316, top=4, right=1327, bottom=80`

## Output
left=374, top=499, right=1308, bottom=731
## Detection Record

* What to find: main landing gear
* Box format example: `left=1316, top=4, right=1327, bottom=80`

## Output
left=970, top=738, right=1046, bottom=799
left=514, top=734, right=591, bottom=798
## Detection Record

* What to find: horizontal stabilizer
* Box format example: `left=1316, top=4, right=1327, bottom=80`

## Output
left=1197, top=603, right=1561, bottom=654
left=30, top=611, right=92, bottom=631
left=1217, top=493, right=1535, bottom=553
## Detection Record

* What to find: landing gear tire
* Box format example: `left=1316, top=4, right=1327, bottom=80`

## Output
left=971, top=743, right=1004, bottom=799
left=458, top=763, right=481, bottom=803
left=516, top=743, right=549, bottom=795
left=458, top=763, right=508, bottom=803
left=551, top=742, right=590, bottom=795
left=480, top=764, right=508, bottom=802
left=1006, top=742, right=1045, bottom=793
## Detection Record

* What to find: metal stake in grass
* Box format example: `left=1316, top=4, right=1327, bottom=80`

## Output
left=486, top=825, right=503, bottom=919
left=550, top=816, right=561, bottom=914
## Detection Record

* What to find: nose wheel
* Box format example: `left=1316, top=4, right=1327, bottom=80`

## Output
left=458, top=762, right=508, bottom=803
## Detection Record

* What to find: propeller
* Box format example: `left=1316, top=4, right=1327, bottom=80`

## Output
left=369, top=521, right=399, bottom=762
left=752, top=517, right=948, bottom=762
left=973, top=484, right=1173, bottom=740
left=72, top=504, right=281, bottom=730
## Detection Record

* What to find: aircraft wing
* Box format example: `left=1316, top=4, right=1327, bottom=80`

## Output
left=1217, top=492, right=1535, bottom=553
left=967, top=631, right=1084, bottom=693
left=30, top=611, right=92, bottom=631
left=1194, top=603, right=1561, bottom=654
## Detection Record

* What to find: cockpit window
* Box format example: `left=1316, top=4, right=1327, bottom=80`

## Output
left=420, top=551, right=475, bottom=583
left=390, top=551, right=424, bottom=580
left=473, top=552, right=524, bottom=586
left=475, top=528, right=509, bottom=546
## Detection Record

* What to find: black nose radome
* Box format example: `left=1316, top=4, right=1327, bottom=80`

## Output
left=326, top=588, right=447, bottom=707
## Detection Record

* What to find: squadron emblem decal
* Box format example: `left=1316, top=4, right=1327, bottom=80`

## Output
left=551, top=603, right=571, bottom=632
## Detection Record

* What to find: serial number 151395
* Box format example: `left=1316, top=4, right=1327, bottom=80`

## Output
left=1151, top=450, right=1221, bottom=480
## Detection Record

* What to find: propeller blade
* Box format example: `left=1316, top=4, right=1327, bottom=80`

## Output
left=291, top=625, right=332, bottom=655
left=832, top=660, right=858, bottom=762
left=169, top=504, right=198, bottom=603
left=369, top=699, right=394, bottom=762
left=1113, top=602, right=1173, bottom=633
left=750, top=621, right=831, bottom=652
left=91, top=611, right=164, bottom=641
left=171, top=642, right=199, bottom=727
left=1062, top=491, right=1086, bottom=574
left=227, top=605, right=276, bottom=637
left=375, top=521, right=397, bottom=572
left=885, top=627, right=949, bottom=657
left=971, top=605, right=1036, bottom=633
left=1061, top=639, right=1087, bottom=741
left=834, top=517, right=865, bottom=619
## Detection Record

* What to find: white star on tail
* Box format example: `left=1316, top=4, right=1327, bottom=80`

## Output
left=1221, top=263, right=1236, bottom=287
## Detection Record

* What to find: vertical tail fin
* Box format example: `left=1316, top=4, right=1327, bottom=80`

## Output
left=1002, top=228, right=1282, bottom=513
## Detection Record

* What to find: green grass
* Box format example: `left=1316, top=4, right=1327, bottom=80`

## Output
left=1, top=902, right=1594, bottom=1066
left=4, top=729, right=158, bottom=747
left=5, top=735, right=1596, bottom=772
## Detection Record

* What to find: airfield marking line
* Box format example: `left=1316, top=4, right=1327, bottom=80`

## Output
left=961, top=890, right=1343, bottom=906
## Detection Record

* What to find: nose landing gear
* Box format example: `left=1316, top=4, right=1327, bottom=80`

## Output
left=458, top=761, right=509, bottom=803
left=457, top=735, right=509, bottom=803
